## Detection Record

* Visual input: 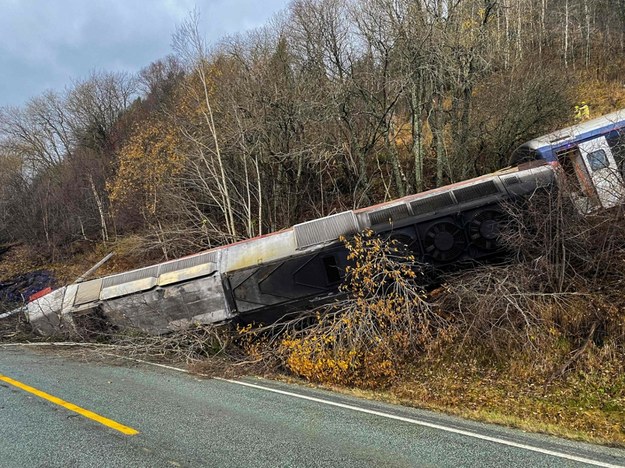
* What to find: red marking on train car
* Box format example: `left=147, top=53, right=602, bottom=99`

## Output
left=28, top=287, right=52, bottom=303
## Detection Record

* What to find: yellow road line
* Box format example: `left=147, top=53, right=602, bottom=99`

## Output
left=0, top=373, right=138, bottom=435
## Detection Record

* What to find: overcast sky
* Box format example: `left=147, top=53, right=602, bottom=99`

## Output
left=0, top=0, right=290, bottom=107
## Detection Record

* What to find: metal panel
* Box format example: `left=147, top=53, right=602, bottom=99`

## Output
left=294, top=211, right=359, bottom=249
left=503, top=175, right=520, bottom=186
left=528, top=165, right=556, bottom=186
left=223, top=231, right=297, bottom=273
left=100, top=278, right=158, bottom=300
left=99, top=274, right=231, bottom=334
left=409, top=192, right=455, bottom=216
left=453, top=180, right=500, bottom=203
left=368, top=203, right=410, bottom=226
left=158, top=251, right=220, bottom=275
left=158, top=263, right=218, bottom=286
left=502, top=165, right=555, bottom=197
left=26, top=287, right=66, bottom=335
left=74, top=279, right=103, bottom=306
left=62, top=284, right=78, bottom=311
left=102, top=266, right=160, bottom=288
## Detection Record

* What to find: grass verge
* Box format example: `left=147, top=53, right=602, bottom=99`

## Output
left=268, top=353, right=625, bottom=447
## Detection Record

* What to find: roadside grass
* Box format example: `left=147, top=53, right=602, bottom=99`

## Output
left=390, top=355, right=625, bottom=446
left=271, top=350, right=625, bottom=447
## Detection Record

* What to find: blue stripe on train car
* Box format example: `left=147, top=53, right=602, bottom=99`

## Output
left=536, top=126, right=625, bottom=162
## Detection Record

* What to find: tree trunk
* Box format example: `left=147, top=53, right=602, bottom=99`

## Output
left=457, top=84, right=473, bottom=181
left=410, top=81, right=425, bottom=193
left=432, top=95, right=446, bottom=187
left=583, top=0, right=591, bottom=68
left=387, top=130, right=405, bottom=198
left=564, top=0, right=570, bottom=68
left=89, top=174, right=108, bottom=242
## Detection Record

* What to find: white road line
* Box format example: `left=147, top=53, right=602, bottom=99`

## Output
left=0, top=344, right=193, bottom=373
left=0, top=342, right=121, bottom=348
left=6, top=345, right=624, bottom=467
left=215, top=378, right=624, bottom=468
left=98, top=352, right=196, bottom=374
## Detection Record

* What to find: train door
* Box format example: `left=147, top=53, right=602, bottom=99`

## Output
left=578, top=137, right=625, bottom=208
left=556, top=146, right=599, bottom=212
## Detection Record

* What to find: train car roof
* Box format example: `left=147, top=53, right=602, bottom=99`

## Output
left=521, top=109, right=625, bottom=151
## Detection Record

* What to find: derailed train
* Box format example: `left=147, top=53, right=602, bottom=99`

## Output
left=25, top=109, right=625, bottom=335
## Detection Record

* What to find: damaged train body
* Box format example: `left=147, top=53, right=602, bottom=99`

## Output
left=25, top=109, right=625, bottom=336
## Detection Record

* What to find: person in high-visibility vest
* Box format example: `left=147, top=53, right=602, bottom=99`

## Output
left=575, top=102, right=590, bottom=120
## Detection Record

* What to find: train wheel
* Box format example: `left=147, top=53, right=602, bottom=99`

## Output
left=467, top=209, right=503, bottom=251
left=423, top=221, right=466, bottom=262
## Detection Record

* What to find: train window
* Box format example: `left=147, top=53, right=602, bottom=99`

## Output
left=587, top=149, right=609, bottom=172
left=322, top=255, right=341, bottom=285
left=606, top=130, right=625, bottom=172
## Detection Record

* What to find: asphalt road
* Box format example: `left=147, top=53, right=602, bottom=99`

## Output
left=1, top=345, right=624, bottom=468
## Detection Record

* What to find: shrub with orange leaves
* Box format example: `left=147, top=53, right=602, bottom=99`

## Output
left=108, top=117, right=185, bottom=217
left=276, top=230, right=447, bottom=389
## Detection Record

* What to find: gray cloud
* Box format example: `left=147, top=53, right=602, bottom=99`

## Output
left=0, top=0, right=290, bottom=106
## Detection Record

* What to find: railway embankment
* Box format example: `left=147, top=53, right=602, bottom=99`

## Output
left=1, top=193, right=624, bottom=446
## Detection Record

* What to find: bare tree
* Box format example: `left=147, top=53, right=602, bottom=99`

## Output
left=172, top=9, right=237, bottom=240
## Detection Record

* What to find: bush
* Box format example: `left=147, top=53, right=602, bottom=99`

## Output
left=276, top=230, right=446, bottom=388
left=440, top=188, right=625, bottom=379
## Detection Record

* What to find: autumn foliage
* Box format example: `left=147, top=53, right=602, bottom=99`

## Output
left=109, top=117, right=184, bottom=216
left=4, top=0, right=625, bottom=257
left=275, top=231, right=445, bottom=388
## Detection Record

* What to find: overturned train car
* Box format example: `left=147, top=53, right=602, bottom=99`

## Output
left=26, top=110, right=625, bottom=335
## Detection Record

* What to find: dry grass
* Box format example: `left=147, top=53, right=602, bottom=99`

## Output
left=0, top=244, right=42, bottom=281
left=0, top=313, right=34, bottom=342
left=0, top=234, right=168, bottom=286
left=266, top=346, right=624, bottom=446
left=389, top=352, right=625, bottom=446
